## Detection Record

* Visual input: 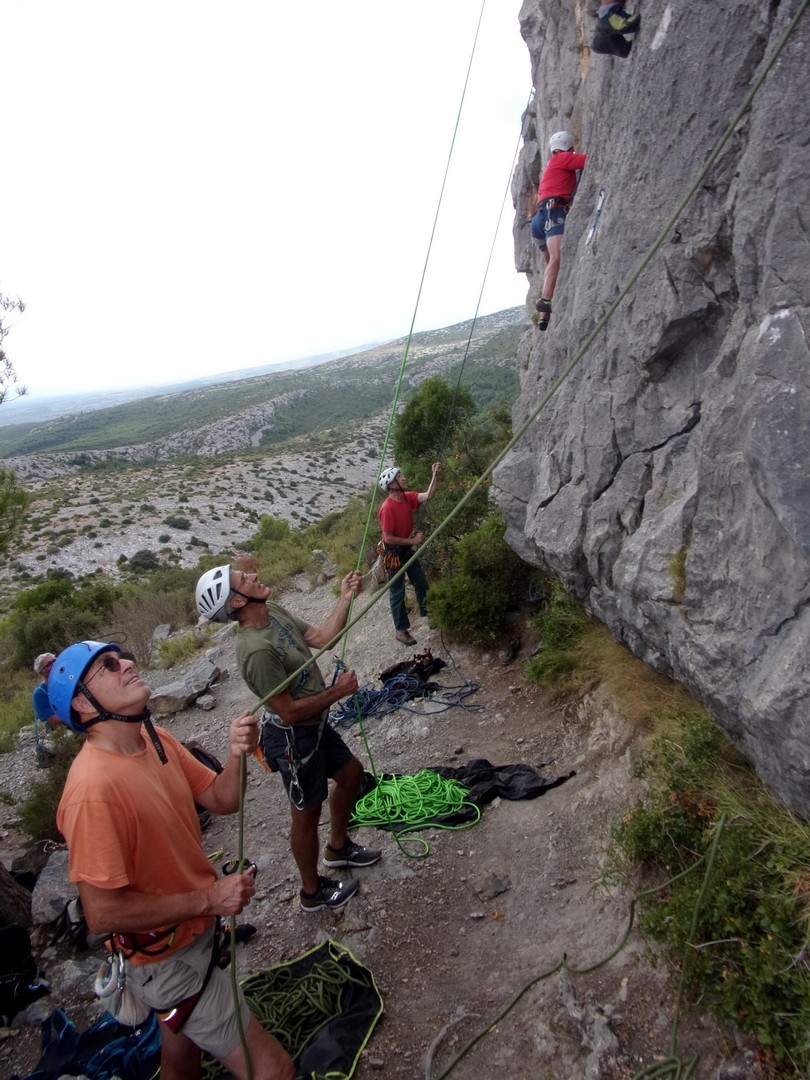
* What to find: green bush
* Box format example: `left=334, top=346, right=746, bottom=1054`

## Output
left=525, top=580, right=594, bottom=689
left=20, top=732, right=82, bottom=842
left=129, top=549, right=161, bottom=572
left=607, top=707, right=810, bottom=1070
left=427, top=514, right=529, bottom=643
left=6, top=578, right=119, bottom=667
left=0, top=684, right=37, bottom=753
left=163, top=514, right=191, bottom=530
left=157, top=631, right=208, bottom=668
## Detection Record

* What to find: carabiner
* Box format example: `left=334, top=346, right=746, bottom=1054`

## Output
left=222, top=858, right=257, bottom=878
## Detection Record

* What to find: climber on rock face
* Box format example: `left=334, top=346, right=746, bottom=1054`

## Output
left=530, top=131, right=587, bottom=331
left=591, top=3, right=642, bottom=58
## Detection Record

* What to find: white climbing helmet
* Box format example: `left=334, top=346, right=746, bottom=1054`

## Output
left=549, top=130, right=575, bottom=153
left=195, top=564, right=232, bottom=622
left=379, top=466, right=401, bottom=492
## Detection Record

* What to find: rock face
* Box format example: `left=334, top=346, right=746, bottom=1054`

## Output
left=493, top=2, right=810, bottom=814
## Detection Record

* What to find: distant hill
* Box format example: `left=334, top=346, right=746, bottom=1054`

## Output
left=0, top=308, right=526, bottom=468
left=0, top=344, right=378, bottom=428
left=0, top=306, right=527, bottom=597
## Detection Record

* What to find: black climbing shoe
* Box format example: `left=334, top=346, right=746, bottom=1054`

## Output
left=538, top=318, right=550, bottom=332
left=535, top=297, right=553, bottom=314
left=592, top=28, right=633, bottom=57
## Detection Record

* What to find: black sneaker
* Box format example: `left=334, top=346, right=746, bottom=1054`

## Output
left=299, top=875, right=359, bottom=913
left=324, top=840, right=382, bottom=868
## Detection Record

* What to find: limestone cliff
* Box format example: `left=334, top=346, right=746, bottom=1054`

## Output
left=493, top=1, right=810, bottom=815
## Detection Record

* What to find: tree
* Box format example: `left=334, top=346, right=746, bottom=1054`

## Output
left=0, top=292, right=27, bottom=405
left=0, top=292, right=30, bottom=558
left=393, top=376, right=476, bottom=484
left=0, top=466, right=30, bottom=558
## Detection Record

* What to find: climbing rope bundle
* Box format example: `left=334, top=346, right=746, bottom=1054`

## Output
left=350, top=769, right=480, bottom=836
left=202, top=941, right=383, bottom=1080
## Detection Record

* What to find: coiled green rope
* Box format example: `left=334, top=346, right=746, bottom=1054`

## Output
left=349, top=770, right=480, bottom=858
left=203, top=956, right=374, bottom=1079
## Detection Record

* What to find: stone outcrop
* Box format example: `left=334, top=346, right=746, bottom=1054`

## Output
left=494, top=2, right=810, bottom=814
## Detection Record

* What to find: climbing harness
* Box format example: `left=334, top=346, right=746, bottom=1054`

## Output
left=375, top=538, right=402, bottom=574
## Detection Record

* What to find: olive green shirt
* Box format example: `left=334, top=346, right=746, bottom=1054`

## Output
left=234, top=603, right=326, bottom=727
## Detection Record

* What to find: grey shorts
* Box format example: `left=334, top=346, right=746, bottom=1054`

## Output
left=125, top=926, right=250, bottom=1060
left=260, top=720, right=353, bottom=808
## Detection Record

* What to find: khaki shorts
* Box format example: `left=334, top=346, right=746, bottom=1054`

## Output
left=125, top=925, right=251, bottom=1060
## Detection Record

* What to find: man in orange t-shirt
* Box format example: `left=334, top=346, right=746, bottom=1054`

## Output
left=52, top=640, right=294, bottom=1080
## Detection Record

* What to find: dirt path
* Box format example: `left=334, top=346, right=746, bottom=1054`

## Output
left=2, top=577, right=762, bottom=1079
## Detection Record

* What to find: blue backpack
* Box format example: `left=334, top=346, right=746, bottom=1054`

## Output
left=15, top=1007, right=160, bottom=1080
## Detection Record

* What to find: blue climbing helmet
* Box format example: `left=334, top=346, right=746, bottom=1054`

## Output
left=49, top=641, right=122, bottom=733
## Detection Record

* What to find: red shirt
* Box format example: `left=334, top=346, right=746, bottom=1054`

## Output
left=536, top=151, right=587, bottom=203
left=379, top=491, right=420, bottom=543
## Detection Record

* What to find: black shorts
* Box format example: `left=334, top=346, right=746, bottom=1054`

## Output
left=260, top=721, right=353, bottom=808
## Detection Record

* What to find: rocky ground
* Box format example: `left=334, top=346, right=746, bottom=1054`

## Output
left=0, top=576, right=765, bottom=1079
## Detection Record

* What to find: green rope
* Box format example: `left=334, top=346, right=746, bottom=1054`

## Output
left=432, top=816, right=727, bottom=1080
left=228, top=0, right=808, bottom=1070
left=346, top=0, right=490, bottom=634
left=350, top=770, right=480, bottom=857
left=228, top=752, right=253, bottom=1079
left=203, top=955, right=376, bottom=1079
left=436, top=88, right=531, bottom=461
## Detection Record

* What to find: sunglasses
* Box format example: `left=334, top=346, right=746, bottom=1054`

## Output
left=84, top=654, right=122, bottom=686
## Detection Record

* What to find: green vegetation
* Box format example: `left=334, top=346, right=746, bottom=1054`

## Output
left=5, top=576, right=119, bottom=669
left=526, top=583, right=810, bottom=1072
left=163, top=514, right=192, bottom=530
left=20, top=732, right=81, bottom=842
left=0, top=682, right=37, bottom=753
left=157, top=630, right=209, bottom=668
left=0, top=466, right=30, bottom=559
left=427, top=515, right=529, bottom=644
left=608, top=708, right=810, bottom=1071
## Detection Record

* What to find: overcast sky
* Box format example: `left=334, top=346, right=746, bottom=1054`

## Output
left=1, top=1, right=531, bottom=401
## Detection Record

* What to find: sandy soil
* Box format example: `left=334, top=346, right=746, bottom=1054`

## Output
left=1, top=576, right=764, bottom=1080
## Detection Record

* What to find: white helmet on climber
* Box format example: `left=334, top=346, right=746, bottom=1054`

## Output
left=549, top=130, right=575, bottom=154
left=379, top=466, right=401, bottom=492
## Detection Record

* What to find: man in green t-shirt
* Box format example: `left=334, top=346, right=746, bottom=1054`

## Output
left=196, top=564, right=380, bottom=913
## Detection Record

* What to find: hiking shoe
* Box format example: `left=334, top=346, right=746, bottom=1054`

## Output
left=535, top=298, right=553, bottom=314
left=299, top=875, right=359, bottom=913
left=591, top=28, right=634, bottom=57
left=324, top=840, right=382, bottom=869
left=598, top=5, right=641, bottom=34
left=396, top=630, right=416, bottom=646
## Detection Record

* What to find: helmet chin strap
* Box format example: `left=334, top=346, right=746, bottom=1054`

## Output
left=231, top=589, right=269, bottom=606
left=78, top=683, right=168, bottom=765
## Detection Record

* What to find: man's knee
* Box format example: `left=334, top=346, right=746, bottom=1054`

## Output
left=290, top=802, right=322, bottom=831
left=333, top=755, right=363, bottom=792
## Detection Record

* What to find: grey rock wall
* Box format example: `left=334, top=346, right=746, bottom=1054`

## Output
left=494, top=1, right=810, bottom=814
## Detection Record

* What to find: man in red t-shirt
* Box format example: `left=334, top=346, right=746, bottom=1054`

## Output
left=530, top=130, right=587, bottom=330
left=378, top=462, right=440, bottom=646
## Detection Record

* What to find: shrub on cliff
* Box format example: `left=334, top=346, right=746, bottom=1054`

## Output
left=427, top=514, right=529, bottom=643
